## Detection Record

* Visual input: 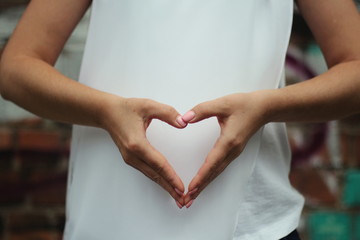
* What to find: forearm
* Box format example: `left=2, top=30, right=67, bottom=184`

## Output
left=262, top=60, right=360, bottom=123
left=0, top=55, right=116, bottom=129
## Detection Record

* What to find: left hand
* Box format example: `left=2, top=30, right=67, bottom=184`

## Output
left=181, top=92, right=268, bottom=207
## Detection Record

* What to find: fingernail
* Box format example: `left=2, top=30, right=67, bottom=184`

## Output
left=186, top=199, right=194, bottom=208
left=174, top=188, right=184, bottom=197
left=188, top=188, right=198, bottom=196
left=176, top=200, right=183, bottom=209
left=182, top=111, right=195, bottom=122
left=176, top=115, right=187, bottom=127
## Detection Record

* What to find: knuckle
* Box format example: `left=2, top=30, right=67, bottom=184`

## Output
left=123, top=156, right=132, bottom=165
left=232, top=138, right=244, bottom=148
left=209, top=162, right=220, bottom=173
left=151, top=174, right=162, bottom=185
left=124, top=98, right=138, bottom=112
left=150, top=160, right=165, bottom=175
left=119, top=148, right=132, bottom=164
left=163, top=108, right=175, bottom=118
left=194, top=104, right=207, bottom=117
left=133, top=99, right=152, bottom=117
left=155, top=103, right=176, bottom=119
left=205, top=160, right=219, bottom=174
left=142, top=99, right=155, bottom=112
left=152, top=164, right=162, bottom=175
left=164, top=170, right=175, bottom=185
left=125, top=138, right=143, bottom=153
left=225, top=136, right=243, bottom=149
left=225, top=138, right=237, bottom=149
left=208, top=172, right=219, bottom=184
left=166, top=105, right=177, bottom=115
left=218, top=98, right=233, bottom=115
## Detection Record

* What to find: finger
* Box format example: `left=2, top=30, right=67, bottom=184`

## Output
left=184, top=136, right=232, bottom=204
left=185, top=121, right=247, bottom=204
left=130, top=138, right=185, bottom=201
left=189, top=146, right=241, bottom=207
left=182, top=98, right=228, bottom=124
left=126, top=153, right=185, bottom=205
left=145, top=100, right=187, bottom=128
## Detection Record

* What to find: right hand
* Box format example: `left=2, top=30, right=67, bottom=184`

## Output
left=102, top=96, right=187, bottom=207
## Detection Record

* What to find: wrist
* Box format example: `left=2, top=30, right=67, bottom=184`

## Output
left=250, top=89, right=280, bottom=125
left=97, top=93, right=125, bottom=132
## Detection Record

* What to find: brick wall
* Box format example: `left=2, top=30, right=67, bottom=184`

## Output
left=0, top=118, right=70, bottom=240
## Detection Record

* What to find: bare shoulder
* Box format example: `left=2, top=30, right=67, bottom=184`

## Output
left=2, top=0, right=91, bottom=65
left=297, top=0, right=360, bottom=66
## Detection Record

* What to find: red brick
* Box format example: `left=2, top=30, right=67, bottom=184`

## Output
left=289, top=168, right=337, bottom=206
left=16, top=130, right=64, bottom=171
left=0, top=129, right=13, bottom=150
left=15, top=130, right=65, bottom=172
left=32, top=185, right=66, bottom=207
left=19, top=151, right=62, bottom=172
left=8, top=213, right=52, bottom=230
left=27, top=172, right=67, bottom=206
left=7, top=213, right=63, bottom=240
left=17, top=130, right=62, bottom=152
left=5, top=118, right=44, bottom=130
left=0, top=172, right=25, bottom=206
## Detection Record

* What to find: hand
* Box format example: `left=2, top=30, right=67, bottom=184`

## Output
left=181, top=92, right=268, bottom=208
left=102, top=96, right=188, bottom=207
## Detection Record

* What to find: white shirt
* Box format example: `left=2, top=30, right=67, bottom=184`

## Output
left=64, top=0, right=304, bottom=239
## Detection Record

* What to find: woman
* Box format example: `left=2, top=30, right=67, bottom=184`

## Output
left=0, top=0, right=359, bottom=239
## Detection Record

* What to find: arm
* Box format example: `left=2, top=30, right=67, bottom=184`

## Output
left=0, top=0, right=186, bottom=205
left=182, top=0, right=360, bottom=206
left=267, top=0, right=360, bottom=122
left=0, top=0, right=100, bottom=125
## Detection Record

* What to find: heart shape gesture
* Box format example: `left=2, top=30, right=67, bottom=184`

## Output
left=104, top=93, right=267, bottom=209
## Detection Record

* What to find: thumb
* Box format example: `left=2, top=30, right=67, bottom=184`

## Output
left=147, top=101, right=187, bottom=128
left=182, top=99, right=224, bottom=124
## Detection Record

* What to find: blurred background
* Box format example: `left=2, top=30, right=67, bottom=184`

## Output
left=0, top=1, right=360, bottom=240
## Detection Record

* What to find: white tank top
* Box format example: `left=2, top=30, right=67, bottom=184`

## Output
left=64, top=0, right=304, bottom=239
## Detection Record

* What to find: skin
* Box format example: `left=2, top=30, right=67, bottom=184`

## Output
left=0, top=0, right=360, bottom=208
